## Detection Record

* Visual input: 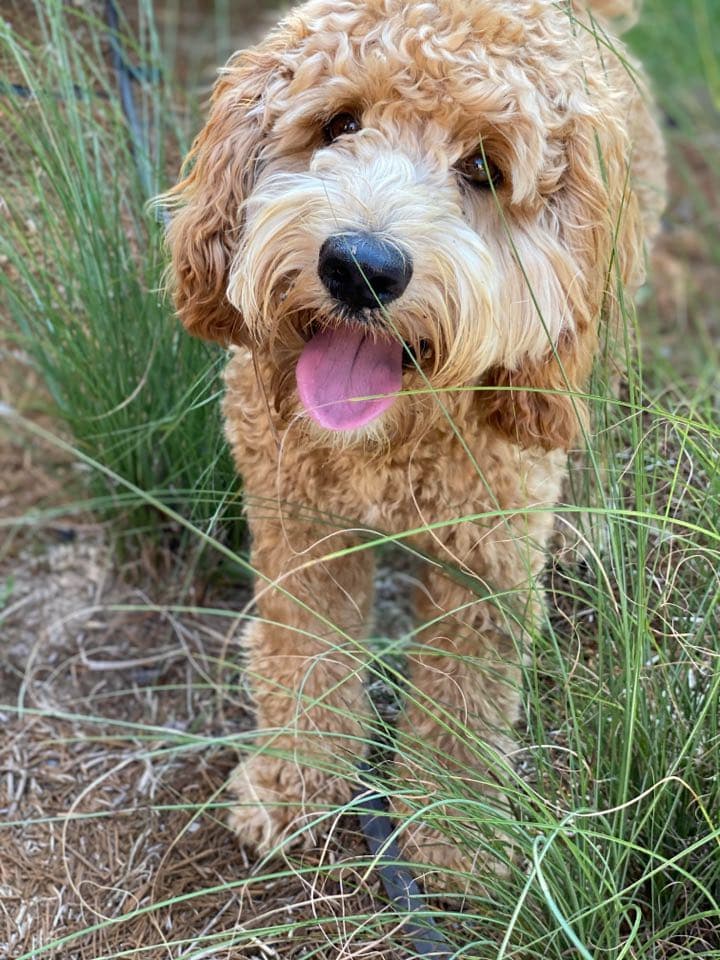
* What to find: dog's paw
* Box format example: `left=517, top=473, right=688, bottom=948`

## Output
left=227, top=757, right=350, bottom=855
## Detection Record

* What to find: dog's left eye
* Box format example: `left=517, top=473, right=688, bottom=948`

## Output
left=323, top=112, right=362, bottom=143
left=456, top=150, right=502, bottom=188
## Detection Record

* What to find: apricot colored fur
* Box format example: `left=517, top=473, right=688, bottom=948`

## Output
left=164, top=0, right=665, bottom=887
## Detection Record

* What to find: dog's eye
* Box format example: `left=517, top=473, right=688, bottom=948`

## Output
left=457, top=150, right=502, bottom=188
left=323, top=112, right=362, bottom=143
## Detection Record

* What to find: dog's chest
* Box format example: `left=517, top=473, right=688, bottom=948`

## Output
left=313, top=432, right=562, bottom=536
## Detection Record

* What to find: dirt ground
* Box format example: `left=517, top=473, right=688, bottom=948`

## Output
left=0, top=491, right=419, bottom=958
left=1, top=2, right=719, bottom=959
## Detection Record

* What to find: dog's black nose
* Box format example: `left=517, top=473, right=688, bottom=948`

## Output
left=318, top=232, right=413, bottom=312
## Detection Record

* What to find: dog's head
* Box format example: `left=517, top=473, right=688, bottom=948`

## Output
left=166, top=0, right=646, bottom=448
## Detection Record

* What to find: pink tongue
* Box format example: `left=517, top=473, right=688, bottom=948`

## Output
left=296, top=328, right=403, bottom=430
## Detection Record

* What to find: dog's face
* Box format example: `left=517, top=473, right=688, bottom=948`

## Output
left=168, top=0, right=643, bottom=448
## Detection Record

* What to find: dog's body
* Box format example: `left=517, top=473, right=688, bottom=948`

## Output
left=167, top=0, right=664, bottom=881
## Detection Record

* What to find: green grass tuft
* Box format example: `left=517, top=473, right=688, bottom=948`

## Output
left=0, top=0, right=236, bottom=543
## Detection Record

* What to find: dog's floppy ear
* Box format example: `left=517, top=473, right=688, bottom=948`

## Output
left=484, top=105, right=644, bottom=451
left=483, top=330, right=596, bottom=453
left=163, top=37, right=289, bottom=345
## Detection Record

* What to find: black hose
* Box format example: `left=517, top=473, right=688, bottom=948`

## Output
left=0, top=80, right=106, bottom=100
left=105, top=0, right=169, bottom=226
left=354, top=764, right=453, bottom=958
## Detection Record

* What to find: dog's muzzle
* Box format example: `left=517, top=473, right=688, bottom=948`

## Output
left=317, top=231, right=413, bottom=313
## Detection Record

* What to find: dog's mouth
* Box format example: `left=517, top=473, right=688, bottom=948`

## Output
left=295, top=322, right=432, bottom=431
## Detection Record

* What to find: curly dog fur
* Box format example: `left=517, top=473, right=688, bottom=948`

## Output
left=165, top=0, right=665, bottom=885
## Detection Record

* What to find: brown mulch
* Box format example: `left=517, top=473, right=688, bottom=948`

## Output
left=0, top=718, right=405, bottom=960
left=0, top=535, right=418, bottom=959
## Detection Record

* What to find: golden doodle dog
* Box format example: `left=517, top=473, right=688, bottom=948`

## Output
left=166, top=0, right=664, bottom=883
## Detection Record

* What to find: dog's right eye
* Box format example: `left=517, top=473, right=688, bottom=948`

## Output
left=323, top=112, right=362, bottom=143
left=456, top=150, right=502, bottom=189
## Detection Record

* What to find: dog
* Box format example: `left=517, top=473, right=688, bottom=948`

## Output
left=165, top=0, right=665, bottom=887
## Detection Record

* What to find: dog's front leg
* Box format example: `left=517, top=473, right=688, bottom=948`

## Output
left=391, top=559, right=529, bottom=891
left=227, top=508, right=373, bottom=854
